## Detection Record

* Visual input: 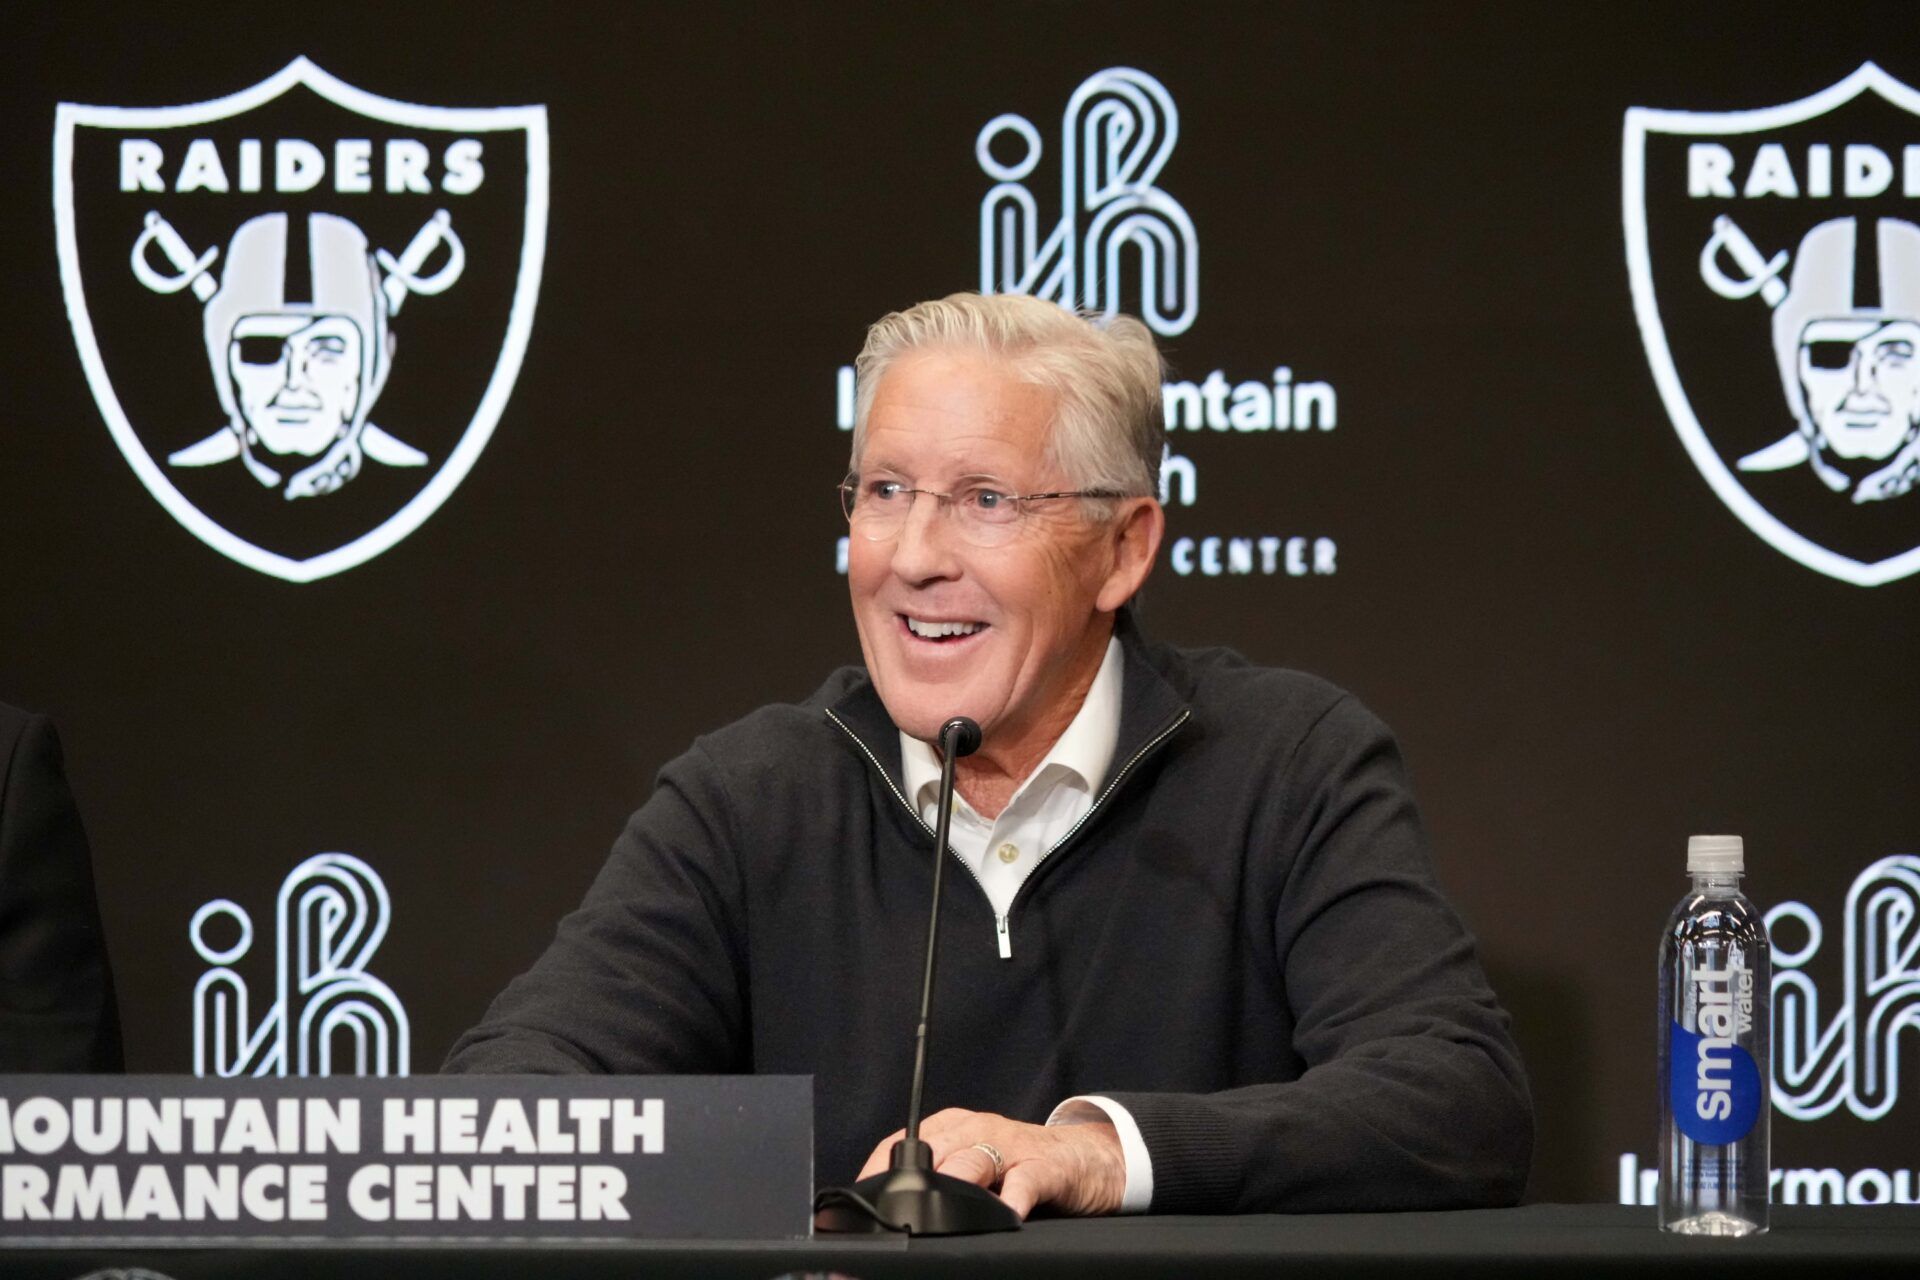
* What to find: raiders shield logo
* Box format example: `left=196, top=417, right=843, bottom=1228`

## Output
left=1627, top=63, right=1920, bottom=586
left=54, top=58, right=548, bottom=582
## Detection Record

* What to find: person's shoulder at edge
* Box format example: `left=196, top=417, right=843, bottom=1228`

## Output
left=0, top=698, right=126, bottom=1075
left=1134, top=629, right=1367, bottom=743
left=0, top=699, right=36, bottom=751
left=660, top=664, right=877, bottom=781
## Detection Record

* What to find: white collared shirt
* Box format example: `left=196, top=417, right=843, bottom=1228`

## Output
left=896, top=635, right=1153, bottom=1212
left=901, top=636, right=1122, bottom=934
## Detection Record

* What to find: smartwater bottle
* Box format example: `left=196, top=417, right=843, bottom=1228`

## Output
left=1658, top=834, right=1770, bottom=1235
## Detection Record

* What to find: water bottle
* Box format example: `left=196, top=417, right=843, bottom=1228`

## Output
left=1658, top=834, right=1770, bottom=1235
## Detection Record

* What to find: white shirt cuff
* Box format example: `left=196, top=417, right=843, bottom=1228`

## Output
left=1046, top=1095, right=1153, bottom=1213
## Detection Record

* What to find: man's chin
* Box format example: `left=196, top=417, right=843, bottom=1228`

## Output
left=1816, top=416, right=1906, bottom=459
left=876, top=685, right=990, bottom=744
left=1819, top=436, right=1904, bottom=468
left=891, top=706, right=966, bottom=744
left=254, top=438, right=335, bottom=459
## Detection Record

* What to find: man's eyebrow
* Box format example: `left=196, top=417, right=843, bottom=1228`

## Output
left=858, top=466, right=1022, bottom=488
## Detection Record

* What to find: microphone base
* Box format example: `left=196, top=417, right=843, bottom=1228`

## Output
left=814, top=1165, right=1022, bottom=1236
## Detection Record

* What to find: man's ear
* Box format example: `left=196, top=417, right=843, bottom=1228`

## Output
left=1096, top=498, right=1165, bottom=612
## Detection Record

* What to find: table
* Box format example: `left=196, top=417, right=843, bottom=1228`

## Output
left=8, top=1205, right=1918, bottom=1277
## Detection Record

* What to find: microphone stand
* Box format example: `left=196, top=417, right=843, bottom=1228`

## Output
left=813, top=717, right=1021, bottom=1235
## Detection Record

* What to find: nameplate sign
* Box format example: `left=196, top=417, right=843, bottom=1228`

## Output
left=0, top=1075, right=811, bottom=1242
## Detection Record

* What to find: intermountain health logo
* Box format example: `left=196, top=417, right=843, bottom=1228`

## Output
left=1619, top=855, right=1920, bottom=1206
left=191, top=853, right=408, bottom=1078
left=977, top=67, right=1198, bottom=337
left=1767, top=855, right=1920, bottom=1123
left=834, top=67, right=1339, bottom=583
left=1626, top=63, right=1920, bottom=586
left=55, top=58, right=549, bottom=582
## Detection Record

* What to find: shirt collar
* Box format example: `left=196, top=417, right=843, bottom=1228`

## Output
left=900, top=634, right=1125, bottom=814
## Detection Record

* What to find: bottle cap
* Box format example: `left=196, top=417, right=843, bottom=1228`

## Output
left=1687, top=834, right=1744, bottom=873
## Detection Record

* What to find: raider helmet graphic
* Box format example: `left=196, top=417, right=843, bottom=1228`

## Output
left=1738, top=217, right=1920, bottom=502
left=164, top=209, right=460, bottom=499
left=55, top=58, right=548, bottom=582
left=1626, top=62, right=1920, bottom=586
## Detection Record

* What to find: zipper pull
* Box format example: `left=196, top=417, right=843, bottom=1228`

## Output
left=996, top=914, right=1012, bottom=960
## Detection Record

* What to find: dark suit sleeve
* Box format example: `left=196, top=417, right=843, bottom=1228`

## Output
left=440, top=739, right=750, bottom=1076
left=0, top=708, right=124, bottom=1072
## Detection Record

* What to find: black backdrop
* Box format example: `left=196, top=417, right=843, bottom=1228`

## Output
left=3, top=1, right=1916, bottom=1205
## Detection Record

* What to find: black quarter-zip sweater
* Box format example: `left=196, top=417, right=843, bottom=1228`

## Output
left=445, top=613, right=1534, bottom=1212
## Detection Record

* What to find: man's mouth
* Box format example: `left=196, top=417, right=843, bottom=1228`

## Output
left=901, top=615, right=989, bottom=643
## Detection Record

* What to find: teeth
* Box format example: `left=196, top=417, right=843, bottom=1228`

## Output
left=907, top=618, right=985, bottom=639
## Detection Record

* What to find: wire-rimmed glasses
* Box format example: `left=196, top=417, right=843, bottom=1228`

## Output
left=838, top=475, right=1126, bottom=549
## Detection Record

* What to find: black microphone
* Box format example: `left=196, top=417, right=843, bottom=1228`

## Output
left=813, top=716, right=1020, bottom=1235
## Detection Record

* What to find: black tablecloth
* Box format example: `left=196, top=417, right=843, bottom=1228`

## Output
left=8, top=1205, right=1919, bottom=1277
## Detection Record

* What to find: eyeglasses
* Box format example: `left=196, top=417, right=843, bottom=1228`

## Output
left=838, top=476, right=1127, bottom=548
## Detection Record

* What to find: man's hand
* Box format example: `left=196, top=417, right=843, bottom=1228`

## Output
left=855, top=1107, right=1126, bottom=1220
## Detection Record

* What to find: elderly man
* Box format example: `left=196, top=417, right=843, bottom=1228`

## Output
left=446, top=292, right=1532, bottom=1216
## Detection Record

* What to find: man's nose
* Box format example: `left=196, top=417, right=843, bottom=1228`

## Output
left=1851, top=345, right=1879, bottom=397
left=889, top=492, right=962, bottom=581
left=283, top=343, right=314, bottom=391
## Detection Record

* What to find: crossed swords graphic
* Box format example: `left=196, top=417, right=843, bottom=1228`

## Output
left=129, top=209, right=465, bottom=483
left=1700, top=215, right=1788, bottom=308
left=1698, top=214, right=1824, bottom=473
left=130, top=208, right=465, bottom=313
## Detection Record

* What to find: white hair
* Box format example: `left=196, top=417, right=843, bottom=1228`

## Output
left=850, top=292, right=1164, bottom=505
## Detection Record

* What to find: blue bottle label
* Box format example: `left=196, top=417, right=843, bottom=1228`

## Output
left=1669, top=1019, right=1762, bottom=1145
